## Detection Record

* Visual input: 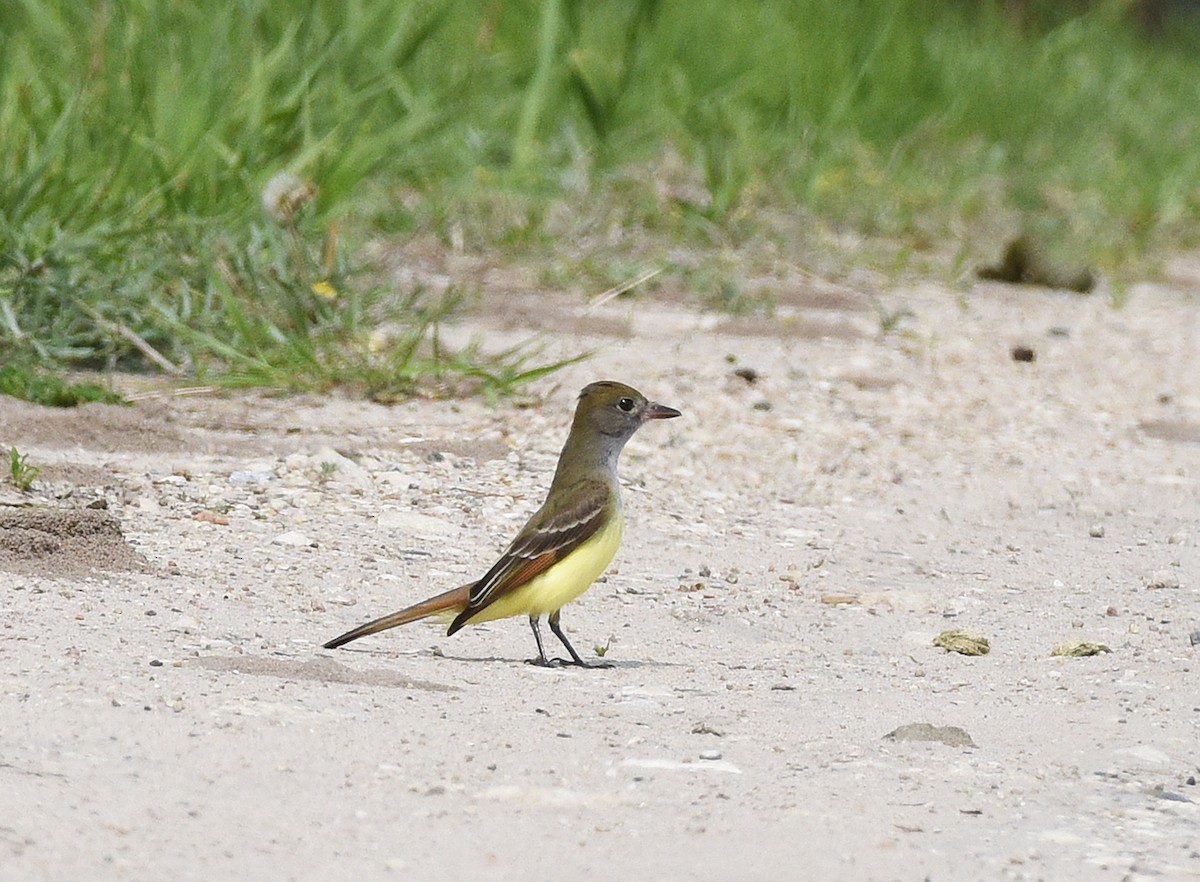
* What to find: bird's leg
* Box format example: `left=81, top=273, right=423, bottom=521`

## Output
left=548, top=610, right=612, bottom=669
left=524, top=615, right=553, bottom=667
left=525, top=613, right=611, bottom=668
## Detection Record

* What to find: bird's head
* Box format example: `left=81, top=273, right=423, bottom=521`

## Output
left=575, top=380, right=681, bottom=439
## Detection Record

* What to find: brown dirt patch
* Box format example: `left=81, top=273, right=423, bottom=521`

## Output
left=0, top=397, right=188, bottom=453
left=0, top=508, right=145, bottom=577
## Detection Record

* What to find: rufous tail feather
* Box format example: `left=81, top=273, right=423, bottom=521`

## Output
left=322, top=585, right=470, bottom=649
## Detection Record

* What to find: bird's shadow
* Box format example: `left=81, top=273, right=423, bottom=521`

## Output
left=323, top=646, right=676, bottom=670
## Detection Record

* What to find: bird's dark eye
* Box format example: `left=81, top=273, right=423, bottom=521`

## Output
left=617, top=397, right=636, bottom=413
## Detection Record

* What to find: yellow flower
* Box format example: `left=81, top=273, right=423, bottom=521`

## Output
left=311, top=280, right=337, bottom=301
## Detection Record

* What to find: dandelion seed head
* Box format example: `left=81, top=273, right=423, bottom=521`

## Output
left=262, top=172, right=316, bottom=223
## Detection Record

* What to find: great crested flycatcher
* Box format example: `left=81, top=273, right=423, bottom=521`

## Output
left=322, top=380, right=681, bottom=666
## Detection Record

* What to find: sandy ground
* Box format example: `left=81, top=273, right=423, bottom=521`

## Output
left=3, top=271, right=1200, bottom=881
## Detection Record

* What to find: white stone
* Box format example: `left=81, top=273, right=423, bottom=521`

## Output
left=375, top=509, right=461, bottom=539
left=272, top=530, right=314, bottom=548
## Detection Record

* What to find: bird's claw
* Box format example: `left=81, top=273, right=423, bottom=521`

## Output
left=524, top=656, right=613, bottom=669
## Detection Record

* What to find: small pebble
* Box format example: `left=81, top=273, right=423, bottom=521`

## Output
left=699, top=750, right=723, bottom=761
left=821, top=594, right=859, bottom=605
left=1050, top=639, right=1111, bottom=657
left=1189, top=630, right=1200, bottom=647
left=1088, top=524, right=1105, bottom=538
left=884, top=723, right=976, bottom=749
left=1146, top=570, right=1180, bottom=590
left=933, top=629, right=991, bottom=656
left=1011, top=346, right=1036, bottom=363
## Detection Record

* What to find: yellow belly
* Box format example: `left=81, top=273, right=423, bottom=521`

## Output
left=464, top=510, right=624, bottom=624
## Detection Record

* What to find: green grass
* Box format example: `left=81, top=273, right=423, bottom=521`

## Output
left=0, top=363, right=125, bottom=407
left=2, top=1, right=1199, bottom=392
left=8, top=446, right=41, bottom=492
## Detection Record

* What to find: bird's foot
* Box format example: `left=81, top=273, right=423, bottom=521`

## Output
left=524, top=656, right=613, bottom=669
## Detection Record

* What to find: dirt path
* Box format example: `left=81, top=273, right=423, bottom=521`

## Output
left=3, top=274, right=1199, bottom=881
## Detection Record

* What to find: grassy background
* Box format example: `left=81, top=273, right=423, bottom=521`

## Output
left=3, top=0, right=1199, bottom=393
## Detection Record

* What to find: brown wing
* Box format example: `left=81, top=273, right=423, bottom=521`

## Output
left=447, top=482, right=610, bottom=634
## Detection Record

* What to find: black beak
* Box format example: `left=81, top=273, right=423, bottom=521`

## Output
left=644, top=401, right=681, bottom=421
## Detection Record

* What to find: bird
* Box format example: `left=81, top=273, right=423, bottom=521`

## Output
left=322, top=380, right=681, bottom=666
